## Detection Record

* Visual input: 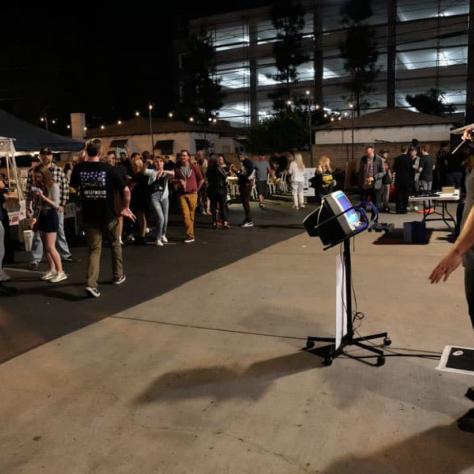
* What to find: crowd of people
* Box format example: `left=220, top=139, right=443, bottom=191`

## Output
left=356, top=140, right=465, bottom=214
left=0, top=144, right=317, bottom=297
left=0, top=138, right=468, bottom=298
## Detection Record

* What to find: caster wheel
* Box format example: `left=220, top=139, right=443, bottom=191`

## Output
left=377, top=356, right=385, bottom=367
left=305, top=341, right=315, bottom=349
left=383, top=337, right=392, bottom=347
left=323, top=357, right=333, bottom=366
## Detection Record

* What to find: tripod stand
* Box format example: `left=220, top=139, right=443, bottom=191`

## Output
left=305, top=237, right=391, bottom=366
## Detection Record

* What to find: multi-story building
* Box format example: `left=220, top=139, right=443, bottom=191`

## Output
left=177, top=0, right=470, bottom=127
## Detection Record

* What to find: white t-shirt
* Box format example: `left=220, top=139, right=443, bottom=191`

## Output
left=289, top=161, right=305, bottom=182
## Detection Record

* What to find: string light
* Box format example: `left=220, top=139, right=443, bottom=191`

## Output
left=148, top=104, right=153, bottom=111
left=208, top=117, right=212, bottom=122
left=135, top=111, right=140, bottom=117
left=305, top=90, right=310, bottom=96
left=40, top=117, right=45, bottom=122
left=83, top=126, right=87, bottom=131
left=189, top=117, right=194, bottom=122
left=315, top=104, right=320, bottom=110
left=117, top=120, right=122, bottom=125
left=51, top=119, right=56, bottom=124
left=101, top=125, right=105, bottom=130
left=66, top=124, right=71, bottom=129
left=168, top=112, right=174, bottom=118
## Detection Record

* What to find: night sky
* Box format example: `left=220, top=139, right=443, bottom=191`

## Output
left=1, top=1, right=271, bottom=131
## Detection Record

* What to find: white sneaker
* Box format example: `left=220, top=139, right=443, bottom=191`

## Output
left=50, top=271, right=68, bottom=283
left=41, top=270, right=57, bottom=281
left=155, top=238, right=164, bottom=247
left=184, top=237, right=195, bottom=243
left=161, top=235, right=168, bottom=243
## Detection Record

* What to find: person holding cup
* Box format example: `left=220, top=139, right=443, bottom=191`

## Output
left=31, top=166, right=68, bottom=283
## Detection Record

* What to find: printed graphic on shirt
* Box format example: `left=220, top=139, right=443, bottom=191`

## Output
left=79, top=171, right=107, bottom=200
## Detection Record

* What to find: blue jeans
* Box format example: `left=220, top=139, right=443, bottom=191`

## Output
left=151, top=194, right=169, bottom=240
left=31, top=210, right=72, bottom=264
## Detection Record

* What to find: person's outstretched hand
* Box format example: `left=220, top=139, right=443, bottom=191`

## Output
left=121, top=207, right=136, bottom=222
left=429, top=251, right=463, bottom=283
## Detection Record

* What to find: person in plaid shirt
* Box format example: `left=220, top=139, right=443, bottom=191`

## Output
left=26, top=148, right=73, bottom=270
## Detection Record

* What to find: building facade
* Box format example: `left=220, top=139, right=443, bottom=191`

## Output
left=178, top=0, right=470, bottom=127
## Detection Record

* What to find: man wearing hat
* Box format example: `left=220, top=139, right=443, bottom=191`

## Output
left=430, top=129, right=474, bottom=433
left=25, top=147, right=73, bottom=270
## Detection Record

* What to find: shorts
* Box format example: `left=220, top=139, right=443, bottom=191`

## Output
left=256, top=180, right=267, bottom=196
left=38, top=208, right=59, bottom=233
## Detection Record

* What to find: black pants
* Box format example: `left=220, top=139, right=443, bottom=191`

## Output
left=360, top=187, right=377, bottom=207
left=239, top=183, right=252, bottom=222
left=466, top=268, right=474, bottom=331
left=209, top=191, right=228, bottom=223
left=396, top=186, right=410, bottom=213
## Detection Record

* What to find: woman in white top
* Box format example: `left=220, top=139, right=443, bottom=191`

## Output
left=288, top=152, right=306, bottom=209
left=146, top=156, right=175, bottom=246
left=32, top=166, right=67, bottom=283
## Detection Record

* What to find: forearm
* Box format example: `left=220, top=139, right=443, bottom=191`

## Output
left=121, top=187, right=131, bottom=208
left=452, top=207, right=474, bottom=257
left=41, top=195, right=59, bottom=208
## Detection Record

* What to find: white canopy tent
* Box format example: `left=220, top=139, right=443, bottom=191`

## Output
left=0, top=137, right=26, bottom=226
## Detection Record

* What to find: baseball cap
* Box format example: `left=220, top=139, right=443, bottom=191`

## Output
left=39, top=147, right=53, bottom=155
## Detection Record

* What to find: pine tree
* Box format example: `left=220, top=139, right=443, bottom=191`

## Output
left=269, top=1, right=309, bottom=112
left=178, top=31, right=225, bottom=121
left=339, top=0, right=380, bottom=115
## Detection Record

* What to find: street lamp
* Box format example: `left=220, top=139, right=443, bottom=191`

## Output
left=148, top=102, right=154, bottom=152
left=40, top=116, right=49, bottom=130
left=305, top=92, right=315, bottom=167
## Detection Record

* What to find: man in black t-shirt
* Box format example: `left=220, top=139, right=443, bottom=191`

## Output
left=70, top=139, right=135, bottom=298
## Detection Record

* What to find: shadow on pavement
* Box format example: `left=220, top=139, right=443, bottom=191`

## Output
left=132, top=351, right=323, bottom=405
left=322, top=423, right=474, bottom=474
left=0, top=203, right=311, bottom=363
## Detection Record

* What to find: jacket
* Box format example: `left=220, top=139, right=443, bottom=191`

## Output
left=358, top=155, right=385, bottom=190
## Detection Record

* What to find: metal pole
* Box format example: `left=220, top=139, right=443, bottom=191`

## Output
left=308, top=97, right=314, bottom=167
left=148, top=103, right=154, bottom=153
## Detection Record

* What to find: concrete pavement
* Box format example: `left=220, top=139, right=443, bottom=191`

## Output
left=1, top=201, right=473, bottom=473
